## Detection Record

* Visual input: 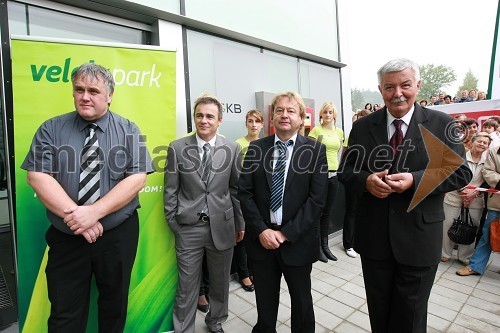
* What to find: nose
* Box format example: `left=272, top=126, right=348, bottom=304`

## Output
left=81, top=90, right=91, bottom=100
left=393, top=86, right=403, bottom=96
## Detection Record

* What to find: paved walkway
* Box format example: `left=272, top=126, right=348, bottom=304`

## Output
left=2, top=238, right=499, bottom=333
left=195, top=236, right=500, bottom=333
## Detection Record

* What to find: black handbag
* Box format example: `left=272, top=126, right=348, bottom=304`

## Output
left=447, top=206, right=478, bottom=245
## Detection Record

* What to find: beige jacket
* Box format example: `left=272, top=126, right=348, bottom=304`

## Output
left=482, top=146, right=500, bottom=211
left=444, top=150, right=486, bottom=209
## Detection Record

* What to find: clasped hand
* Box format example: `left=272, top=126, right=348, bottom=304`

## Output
left=259, top=229, right=287, bottom=249
left=63, top=205, right=103, bottom=243
left=366, top=170, right=414, bottom=198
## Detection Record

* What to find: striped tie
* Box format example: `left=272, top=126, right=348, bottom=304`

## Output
left=201, top=143, right=211, bottom=183
left=78, top=123, right=101, bottom=205
left=270, top=140, right=293, bottom=212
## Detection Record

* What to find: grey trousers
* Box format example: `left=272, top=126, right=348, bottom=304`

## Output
left=173, top=222, right=233, bottom=333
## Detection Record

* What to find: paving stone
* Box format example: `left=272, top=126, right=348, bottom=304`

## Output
left=428, top=300, right=458, bottom=322
left=427, top=313, right=451, bottom=332
left=327, top=287, right=366, bottom=309
left=346, top=310, right=371, bottom=331
left=316, top=296, right=355, bottom=319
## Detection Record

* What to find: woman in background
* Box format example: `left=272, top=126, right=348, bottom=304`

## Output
left=234, top=109, right=264, bottom=291
left=441, top=132, right=490, bottom=264
left=309, top=102, right=344, bottom=262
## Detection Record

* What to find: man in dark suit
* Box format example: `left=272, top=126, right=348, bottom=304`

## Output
left=164, top=94, right=244, bottom=333
left=238, top=92, right=328, bottom=333
left=339, top=59, right=471, bottom=333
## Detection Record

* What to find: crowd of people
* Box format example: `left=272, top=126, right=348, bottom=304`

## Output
left=418, top=89, right=488, bottom=106
left=23, top=59, right=500, bottom=333
left=361, top=89, right=489, bottom=114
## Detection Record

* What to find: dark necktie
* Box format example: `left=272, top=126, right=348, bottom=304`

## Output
left=390, top=119, right=404, bottom=156
left=270, top=140, right=293, bottom=212
left=201, top=143, right=212, bottom=215
left=201, top=143, right=211, bottom=183
left=78, top=123, right=101, bottom=205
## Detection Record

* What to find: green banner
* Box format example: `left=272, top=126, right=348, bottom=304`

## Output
left=11, top=37, right=177, bottom=332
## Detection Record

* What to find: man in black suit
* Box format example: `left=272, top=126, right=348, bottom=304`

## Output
left=338, top=59, right=471, bottom=333
left=238, top=92, right=328, bottom=333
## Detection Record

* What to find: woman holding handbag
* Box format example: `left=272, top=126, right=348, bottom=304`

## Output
left=457, top=143, right=500, bottom=276
left=442, top=132, right=491, bottom=264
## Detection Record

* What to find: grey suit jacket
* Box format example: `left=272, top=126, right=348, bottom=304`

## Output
left=164, top=134, right=244, bottom=251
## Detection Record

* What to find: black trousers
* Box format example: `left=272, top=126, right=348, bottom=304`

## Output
left=249, top=250, right=314, bottom=333
left=342, top=189, right=357, bottom=249
left=45, top=211, right=139, bottom=333
left=320, top=176, right=339, bottom=236
left=233, top=240, right=252, bottom=280
left=361, top=256, right=438, bottom=333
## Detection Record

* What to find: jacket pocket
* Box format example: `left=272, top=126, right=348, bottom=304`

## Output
left=423, top=210, right=445, bottom=224
left=225, top=207, right=234, bottom=220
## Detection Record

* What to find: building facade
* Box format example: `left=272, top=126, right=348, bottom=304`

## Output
left=0, top=0, right=353, bottom=328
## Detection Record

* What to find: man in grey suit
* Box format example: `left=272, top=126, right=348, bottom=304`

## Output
left=164, top=94, right=244, bottom=333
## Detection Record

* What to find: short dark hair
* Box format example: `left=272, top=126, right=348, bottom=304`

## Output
left=193, top=93, right=223, bottom=120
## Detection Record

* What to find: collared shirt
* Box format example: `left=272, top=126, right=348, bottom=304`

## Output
left=270, top=132, right=298, bottom=225
left=21, top=110, right=155, bottom=234
left=386, top=105, right=414, bottom=141
left=196, top=133, right=216, bottom=160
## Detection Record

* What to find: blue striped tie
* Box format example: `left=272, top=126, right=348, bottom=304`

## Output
left=270, top=140, right=293, bottom=212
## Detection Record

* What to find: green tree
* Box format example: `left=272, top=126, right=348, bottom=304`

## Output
left=351, top=88, right=364, bottom=112
left=457, top=69, right=479, bottom=97
left=351, top=88, right=383, bottom=112
left=418, top=64, right=456, bottom=101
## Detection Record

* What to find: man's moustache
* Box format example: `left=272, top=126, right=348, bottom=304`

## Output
left=390, top=97, right=408, bottom=103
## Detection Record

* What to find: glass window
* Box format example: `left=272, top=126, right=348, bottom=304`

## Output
left=6, top=1, right=28, bottom=35
left=185, top=0, right=339, bottom=62
left=8, top=1, right=148, bottom=44
left=28, top=6, right=145, bottom=44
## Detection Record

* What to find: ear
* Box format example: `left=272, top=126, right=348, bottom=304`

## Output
left=107, top=91, right=114, bottom=104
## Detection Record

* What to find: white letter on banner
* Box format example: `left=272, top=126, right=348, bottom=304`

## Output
left=149, top=64, right=161, bottom=87
left=113, top=69, right=126, bottom=85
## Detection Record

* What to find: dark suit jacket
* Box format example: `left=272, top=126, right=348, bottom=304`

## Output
left=238, top=134, right=328, bottom=266
left=338, top=104, right=472, bottom=266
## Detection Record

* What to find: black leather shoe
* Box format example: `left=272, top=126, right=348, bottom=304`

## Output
left=197, top=302, right=209, bottom=313
left=240, top=279, right=255, bottom=292
left=209, top=328, right=224, bottom=333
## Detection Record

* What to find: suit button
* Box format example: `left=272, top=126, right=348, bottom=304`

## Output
left=391, top=209, right=395, bottom=214
left=206, top=192, right=209, bottom=195
left=197, top=213, right=200, bottom=216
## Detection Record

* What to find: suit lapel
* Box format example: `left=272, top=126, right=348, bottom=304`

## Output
left=405, top=104, right=427, bottom=144
left=284, top=134, right=305, bottom=191
left=185, top=134, right=203, bottom=178
left=369, top=109, right=389, bottom=146
left=263, top=135, right=275, bottom=190
left=209, top=135, right=225, bottom=184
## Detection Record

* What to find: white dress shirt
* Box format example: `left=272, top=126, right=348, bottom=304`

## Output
left=270, top=133, right=298, bottom=225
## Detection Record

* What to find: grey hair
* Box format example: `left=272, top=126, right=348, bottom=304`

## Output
left=377, top=58, right=420, bottom=85
left=71, top=63, right=115, bottom=94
